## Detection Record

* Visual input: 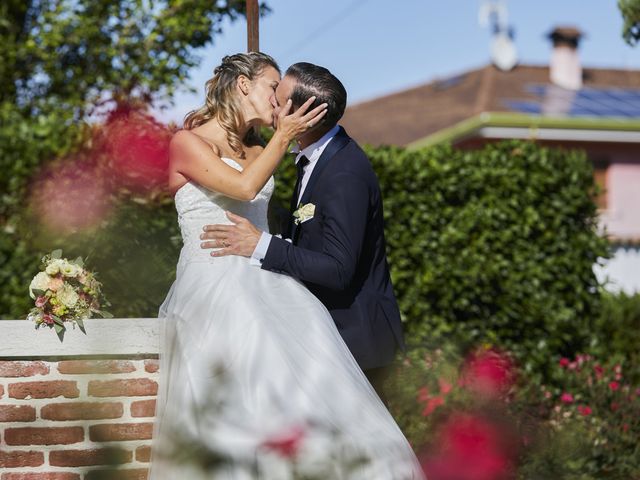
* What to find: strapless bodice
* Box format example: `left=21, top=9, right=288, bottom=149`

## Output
left=174, top=157, right=274, bottom=264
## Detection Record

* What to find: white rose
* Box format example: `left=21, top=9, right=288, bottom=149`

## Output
left=293, top=203, right=316, bottom=224
left=45, top=259, right=65, bottom=275
left=57, top=284, right=79, bottom=308
left=60, top=261, right=81, bottom=278
left=29, top=272, right=51, bottom=299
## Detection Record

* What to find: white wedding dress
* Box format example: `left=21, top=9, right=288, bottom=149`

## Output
left=149, top=158, right=425, bottom=480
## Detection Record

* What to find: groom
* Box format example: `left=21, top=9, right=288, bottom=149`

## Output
left=200, top=62, right=404, bottom=395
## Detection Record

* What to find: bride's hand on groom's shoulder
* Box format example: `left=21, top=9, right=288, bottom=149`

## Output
left=200, top=212, right=261, bottom=258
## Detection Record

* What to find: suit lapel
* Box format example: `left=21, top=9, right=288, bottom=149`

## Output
left=291, top=127, right=351, bottom=242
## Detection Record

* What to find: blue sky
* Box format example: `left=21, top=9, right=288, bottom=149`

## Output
left=157, top=0, right=640, bottom=124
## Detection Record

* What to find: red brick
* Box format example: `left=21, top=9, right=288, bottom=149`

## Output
left=4, top=427, right=84, bottom=446
left=135, top=445, right=151, bottom=463
left=84, top=469, right=148, bottom=480
left=49, top=448, right=132, bottom=467
left=0, top=405, right=36, bottom=422
left=41, top=402, right=123, bottom=421
left=57, top=361, right=136, bottom=375
left=88, top=379, right=157, bottom=398
left=0, top=384, right=5, bottom=398
left=130, top=400, right=155, bottom=418
left=9, top=381, right=79, bottom=399
left=1, top=474, right=80, bottom=480
left=89, top=423, right=153, bottom=442
left=0, top=361, right=49, bottom=378
left=0, top=450, right=44, bottom=468
left=143, top=360, right=158, bottom=374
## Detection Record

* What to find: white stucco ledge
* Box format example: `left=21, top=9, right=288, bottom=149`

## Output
left=0, top=318, right=160, bottom=358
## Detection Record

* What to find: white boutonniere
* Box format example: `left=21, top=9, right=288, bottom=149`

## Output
left=293, top=203, right=315, bottom=225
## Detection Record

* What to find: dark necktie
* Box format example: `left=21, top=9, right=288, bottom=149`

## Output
left=294, top=155, right=310, bottom=200
left=288, top=155, right=310, bottom=237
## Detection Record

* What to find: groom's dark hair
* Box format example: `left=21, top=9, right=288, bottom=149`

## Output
left=285, top=62, right=347, bottom=129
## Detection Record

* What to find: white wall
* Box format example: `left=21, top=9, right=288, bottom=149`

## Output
left=595, top=246, right=640, bottom=295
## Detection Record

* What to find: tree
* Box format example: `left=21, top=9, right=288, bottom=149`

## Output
left=619, top=0, right=640, bottom=45
left=0, top=0, right=269, bottom=318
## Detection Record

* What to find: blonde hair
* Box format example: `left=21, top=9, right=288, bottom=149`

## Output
left=183, top=52, right=280, bottom=158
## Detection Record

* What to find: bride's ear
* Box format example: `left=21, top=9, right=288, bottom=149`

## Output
left=236, top=75, right=250, bottom=96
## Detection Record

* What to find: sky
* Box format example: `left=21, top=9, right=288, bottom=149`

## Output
left=157, top=0, right=640, bottom=124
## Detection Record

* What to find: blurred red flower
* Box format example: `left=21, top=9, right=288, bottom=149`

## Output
left=577, top=405, right=592, bottom=416
left=422, top=413, right=514, bottom=480
left=102, top=110, right=171, bottom=191
left=461, top=349, right=515, bottom=398
left=260, top=425, right=305, bottom=459
left=560, top=393, right=574, bottom=404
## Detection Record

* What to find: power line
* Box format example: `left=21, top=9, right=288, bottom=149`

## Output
left=278, top=0, right=375, bottom=58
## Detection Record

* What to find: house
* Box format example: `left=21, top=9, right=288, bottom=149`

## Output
left=341, top=27, right=640, bottom=294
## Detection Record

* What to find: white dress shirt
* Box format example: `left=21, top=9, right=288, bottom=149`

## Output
left=250, top=125, right=341, bottom=266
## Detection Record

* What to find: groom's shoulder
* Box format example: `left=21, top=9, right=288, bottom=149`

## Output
left=333, top=130, right=375, bottom=177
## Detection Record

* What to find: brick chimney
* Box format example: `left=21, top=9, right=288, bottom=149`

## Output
left=548, top=26, right=583, bottom=90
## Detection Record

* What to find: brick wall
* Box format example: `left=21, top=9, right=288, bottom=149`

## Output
left=0, top=319, right=159, bottom=480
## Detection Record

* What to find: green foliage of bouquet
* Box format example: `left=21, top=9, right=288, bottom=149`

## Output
left=27, top=249, right=111, bottom=335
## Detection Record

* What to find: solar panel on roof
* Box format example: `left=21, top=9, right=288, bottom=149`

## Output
left=505, top=85, right=640, bottom=118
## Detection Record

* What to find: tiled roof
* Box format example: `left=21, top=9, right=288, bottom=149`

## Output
left=340, top=64, right=640, bottom=147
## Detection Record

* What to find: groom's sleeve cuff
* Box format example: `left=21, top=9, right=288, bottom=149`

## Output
left=249, top=232, right=273, bottom=266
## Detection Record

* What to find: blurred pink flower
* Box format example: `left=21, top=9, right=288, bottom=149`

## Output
left=30, top=157, right=112, bottom=233
left=609, top=381, right=620, bottom=391
left=422, top=413, right=514, bottom=480
left=559, top=357, right=570, bottom=367
left=417, top=386, right=430, bottom=403
left=422, top=396, right=445, bottom=417
left=260, top=425, right=305, bottom=459
left=560, top=393, right=574, bottom=404
left=577, top=405, right=592, bottom=416
left=594, top=364, right=604, bottom=379
left=461, top=349, right=515, bottom=398
left=438, top=378, right=453, bottom=395
left=104, top=111, right=171, bottom=191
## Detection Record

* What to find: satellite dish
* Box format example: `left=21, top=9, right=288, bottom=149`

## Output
left=479, top=0, right=518, bottom=71
left=491, top=30, right=518, bottom=71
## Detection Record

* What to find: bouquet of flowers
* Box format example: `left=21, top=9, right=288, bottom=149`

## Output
left=27, top=249, right=111, bottom=334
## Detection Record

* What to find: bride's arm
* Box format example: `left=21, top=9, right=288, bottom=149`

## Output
left=170, top=98, right=327, bottom=201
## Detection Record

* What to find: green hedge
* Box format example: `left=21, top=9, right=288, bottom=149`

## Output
left=271, top=140, right=609, bottom=375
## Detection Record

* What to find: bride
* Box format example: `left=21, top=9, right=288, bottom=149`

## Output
left=149, top=52, right=425, bottom=479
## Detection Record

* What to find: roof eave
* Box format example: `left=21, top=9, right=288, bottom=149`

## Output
left=407, top=112, right=640, bottom=150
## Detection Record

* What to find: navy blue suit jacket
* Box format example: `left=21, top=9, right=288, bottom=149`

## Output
left=261, top=127, right=405, bottom=370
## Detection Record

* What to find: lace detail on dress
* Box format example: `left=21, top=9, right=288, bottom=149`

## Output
left=174, top=157, right=274, bottom=264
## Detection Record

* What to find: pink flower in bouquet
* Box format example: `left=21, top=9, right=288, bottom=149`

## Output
left=35, top=296, right=47, bottom=308
left=49, top=277, right=64, bottom=292
left=422, top=413, right=514, bottom=480
left=461, top=349, right=515, bottom=398
left=260, top=425, right=305, bottom=458
left=560, top=393, right=574, bottom=404
left=43, top=314, right=54, bottom=325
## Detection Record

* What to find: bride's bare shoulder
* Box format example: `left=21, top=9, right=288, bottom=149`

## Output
left=170, top=129, right=222, bottom=158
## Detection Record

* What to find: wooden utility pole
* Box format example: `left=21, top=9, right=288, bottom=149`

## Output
left=246, top=0, right=259, bottom=52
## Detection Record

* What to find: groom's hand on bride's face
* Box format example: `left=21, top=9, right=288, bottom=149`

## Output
left=200, top=212, right=261, bottom=258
